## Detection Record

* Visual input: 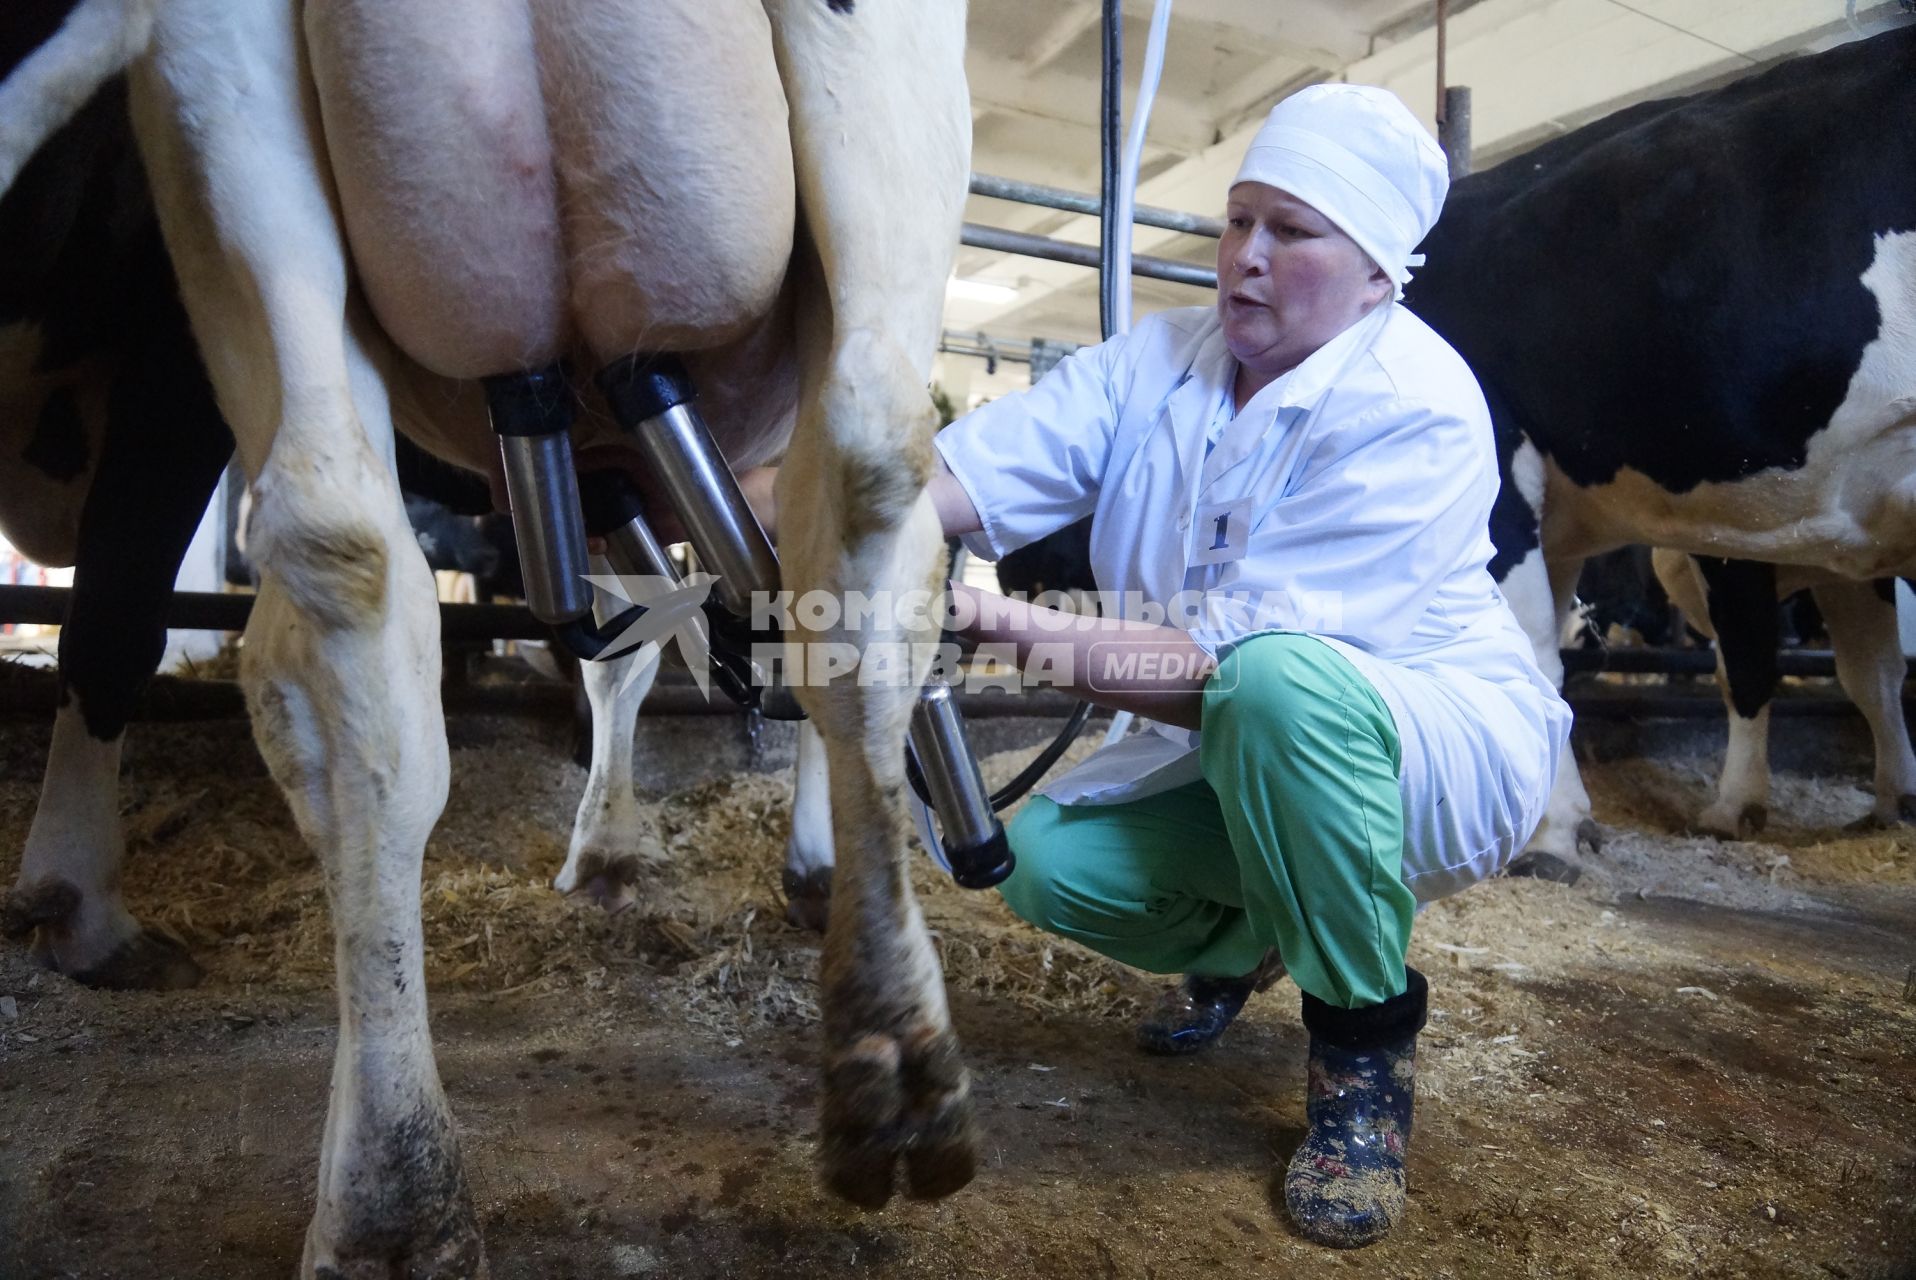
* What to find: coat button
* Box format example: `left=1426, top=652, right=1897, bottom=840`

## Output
left=1177, top=513, right=1190, bottom=530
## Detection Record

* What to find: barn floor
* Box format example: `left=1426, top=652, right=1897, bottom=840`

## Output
left=1, top=698, right=1913, bottom=1280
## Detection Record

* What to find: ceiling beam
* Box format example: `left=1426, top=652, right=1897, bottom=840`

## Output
left=966, top=51, right=1222, bottom=154
left=1021, top=2, right=1102, bottom=72
left=1132, top=0, right=1373, bottom=64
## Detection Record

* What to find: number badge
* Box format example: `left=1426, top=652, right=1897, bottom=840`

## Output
left=1188, top=496, right=1252, bottom=566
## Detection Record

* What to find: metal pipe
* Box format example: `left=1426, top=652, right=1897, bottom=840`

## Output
left=909, top=677, right=1015, bottom=888
left=578, top=468, right=680, bottom=583
left=595, top=356, right=781, bottom=622
left=7, top=586, right=1892, bottom=684
left=0, top=663, right=1900, bottom=726
left=1099, top=0, right=1123, bottom=339
left=1560, top=647, right=1752, bottom=675
left=1441, top=85, right=1473, bottom=180
left=939, top=330, right=1035, bottom=366
left=486, top=368, right=592, bottom=626
left=0, top=586, right=553, bottom=639
left=968, top=173, right=1225, bottom=239
left=605, top=517, right=677, bottom=584
left=497, top=432, right=592, bottom=623
left=961, top=222, right=1217, bottom=289
left=623, top=403, right=781, bottom=621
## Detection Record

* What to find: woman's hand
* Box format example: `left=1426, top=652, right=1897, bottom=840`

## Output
left=944, top=580, right=1214, bottom=730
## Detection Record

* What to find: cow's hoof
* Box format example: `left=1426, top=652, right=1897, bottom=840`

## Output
left=782, top=865, right=833, bottom=934
left=1506, top=850, right=1582, bottom=886
left=1693, top=802, right=1766, bottom=840
left=301, top=1138, right=487, bottom=1279
left=68, top=928, right=205, bottom=991
left=820, top=1026, right=978, bottom=1209
left=302, top=1209, right=488, bottom=1280
left=553, top=849, right=643, bottom=914
left=1846, top=797, right=1916, bottom=832
left=1575, top=818, right=1605, bottom=856
left=2, top=878, right=79, bottom=942
left=4, top=880, right=203, bottom=990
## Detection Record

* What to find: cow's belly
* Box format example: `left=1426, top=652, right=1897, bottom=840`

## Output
left=1545, top=428, right=1916, bottom=580
left=306, top=0, right=795, bottom=381
left=1544, top=229, right=1916, bottom=580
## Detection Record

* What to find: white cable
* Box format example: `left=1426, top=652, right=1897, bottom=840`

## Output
left=1093, top=2, right=1170, bottom=739
left=1113, top=0, right=1175, bottom=335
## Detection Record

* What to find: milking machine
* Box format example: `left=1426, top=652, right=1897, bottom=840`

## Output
left=486, top=357, right=1016, bottom=890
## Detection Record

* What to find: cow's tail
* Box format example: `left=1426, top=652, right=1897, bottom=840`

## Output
left=0, top=0, right=156, bottom=198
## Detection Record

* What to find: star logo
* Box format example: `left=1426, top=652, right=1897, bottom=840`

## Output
left=581, top=571, right=727, bottom=699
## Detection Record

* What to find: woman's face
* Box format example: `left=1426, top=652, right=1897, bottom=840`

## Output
left=1216, top=182, right=1391, bottom=381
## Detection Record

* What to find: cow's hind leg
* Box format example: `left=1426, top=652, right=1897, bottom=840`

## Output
left=5, top=286, right=229, bottom=989
left=1664, top=555, right=1779, bottom=838
left=1815, top=578, right=1916, bottom=827
left=763, top=0, right=976, bottom=1206
left=783, top=720, right=834, bottom=933
left=555, top=598, right=664, bottom=913
left=133, top=5, right=482, bottom=1273
left=1502, top=539, right=1594, bottom=882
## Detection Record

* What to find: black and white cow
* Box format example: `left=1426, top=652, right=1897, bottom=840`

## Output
left=0, top=73, right=232, bottom=987
left=1405, top=23, right=1916, bottom=879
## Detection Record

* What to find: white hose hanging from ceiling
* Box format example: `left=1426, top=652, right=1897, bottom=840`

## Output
left=1111, top=0, right=1176, bottom=337
left=1104, top=0, right=1173, bottom=749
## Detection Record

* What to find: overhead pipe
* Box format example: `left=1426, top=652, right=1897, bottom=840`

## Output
left=1435, top=0, right=1473, bottom=179
left=959, top=222, right=1216, bottom=289
left=1098, top=0, right=1124, bottom=338
left=967, top=173, right=1224, bottom=239
left=5, top=589, right=1878, bottom=683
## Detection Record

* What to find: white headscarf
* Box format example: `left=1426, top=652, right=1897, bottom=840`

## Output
left=1231, top=84, right=1448, bottom=299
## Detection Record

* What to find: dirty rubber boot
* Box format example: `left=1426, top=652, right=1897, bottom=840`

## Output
left=1136, top=949, right=1286, bottom=1056
left=1284, top=967, right=1428, bottom=1248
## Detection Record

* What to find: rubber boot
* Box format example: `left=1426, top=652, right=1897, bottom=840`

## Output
left=1283, top=967, right=1428, bottom=1248
left=1135, top=949, right=1286, bottom=1056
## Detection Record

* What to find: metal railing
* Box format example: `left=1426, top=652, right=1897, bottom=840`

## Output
left=958, top=222, right=1217, bottom=290
left=968, top=173, right=1225, bottom=239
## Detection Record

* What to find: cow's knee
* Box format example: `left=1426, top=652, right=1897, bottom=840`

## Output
left=244, top=435, right=408, bottom=635
left=811, top=329, right=939, bottom=542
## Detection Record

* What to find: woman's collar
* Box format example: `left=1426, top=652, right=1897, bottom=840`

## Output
left=1203, top=300, right=1396, bottom=415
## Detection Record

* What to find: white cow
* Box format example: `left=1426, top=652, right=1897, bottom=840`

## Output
left=5, top=0, right=973, bottom=1273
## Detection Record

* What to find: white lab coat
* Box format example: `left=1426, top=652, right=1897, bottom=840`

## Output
left=934, top=302, right=1571, bottom=902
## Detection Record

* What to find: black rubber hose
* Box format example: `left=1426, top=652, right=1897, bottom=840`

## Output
left=1098, top=0, right=1123, bottom=342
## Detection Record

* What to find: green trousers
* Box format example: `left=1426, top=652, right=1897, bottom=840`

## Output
left=999, top=633, right=1414, bottom=1009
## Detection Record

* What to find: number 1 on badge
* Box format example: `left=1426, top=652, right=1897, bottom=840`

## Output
left=1189, top=496, right=1252, bottom=566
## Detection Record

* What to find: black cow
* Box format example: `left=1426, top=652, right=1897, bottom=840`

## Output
left=995, top=513, right=1096, bottom=604
left=0, top=76, right=231, bottom=987
left=1407, top=24, right=1916, bottom=878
